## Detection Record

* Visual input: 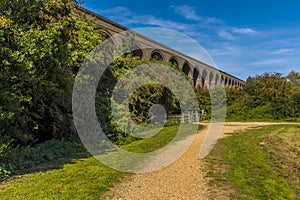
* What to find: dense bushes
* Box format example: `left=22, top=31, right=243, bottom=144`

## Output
left=96, top=57, right=180, bottom=143
left=226, top=71, right=300, bottom=121
left=0, top=0, right=102, bottom=145
left=0, top=138, right=88, bottom=179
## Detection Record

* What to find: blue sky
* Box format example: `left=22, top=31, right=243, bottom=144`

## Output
left=82, top=0, right=300, bottom=80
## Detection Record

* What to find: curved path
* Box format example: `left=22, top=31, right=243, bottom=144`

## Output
left=103, top=122, right=296, bottom=200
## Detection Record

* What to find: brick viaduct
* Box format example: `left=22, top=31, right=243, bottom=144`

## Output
left=75, top=6, right=245, bottom=88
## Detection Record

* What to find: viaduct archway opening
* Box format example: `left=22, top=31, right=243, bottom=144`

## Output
left=215, top=74, right=219, bottom=86
left=169, top=57, right=178, bottom=67
left=183, top=63, right=190, bottom=77
left=132, top=48, right=143, bottom=58
left=151, top=51, right=163, bottom=61
left=193, top=68, right=199, bottom=87
left=209, top=72, right=214, bottom=87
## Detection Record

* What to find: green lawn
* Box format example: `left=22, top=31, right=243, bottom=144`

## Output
left=0, top=124, right=201, bottom=199
left=122, top=124, right=201, bottom=153
left=0, top=157, right=124, bottom=199
left=205, top=124, right=300, bottom=199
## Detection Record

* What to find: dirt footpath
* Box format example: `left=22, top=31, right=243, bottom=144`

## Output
left=102, top=122, right=291, bottom=200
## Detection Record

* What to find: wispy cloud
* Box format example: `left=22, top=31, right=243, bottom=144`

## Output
left=89, top=5, right=300, bottom=80
left=143, top=17, right=192, bottom=30
left=251, top=59, right=285, bottom=66
left=99, top=6, right=133, bottom=17
left=218, top=30, right=235, bottom=40
left=269, top=48, right=293, bottom=55
left=171, top=5, right=201, bottom=21
left=170, top=5, right=223, bottom=24
left=232, top=28, right=256, bottom=34
left=96, top=6, right=193, bottom=31
left=97, top=6, right=257, bottom=42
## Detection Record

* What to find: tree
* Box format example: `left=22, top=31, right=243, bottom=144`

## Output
left=226, top=71, right=299, bottom=121
left=287, top=70, right=300, bottom=86
left=0, top=0, right=102, bottom=145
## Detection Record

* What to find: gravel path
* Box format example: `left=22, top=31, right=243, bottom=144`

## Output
left=102, top=122, right=292, bottom=200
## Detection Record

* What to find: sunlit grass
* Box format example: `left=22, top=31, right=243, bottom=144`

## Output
left=206, top=124, right=300, bottom=199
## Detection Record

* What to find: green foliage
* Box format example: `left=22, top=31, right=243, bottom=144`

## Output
left=96, top=56, right=180, bottom=143
left=194, top=87, right=211, bottom=116
left=0, top=0, right=101, bottom=145
left=226, top=71, right=300, bottom=121
left=287, top=70, right=300, bottom=86
left=0, top=138, right=88, bottom=178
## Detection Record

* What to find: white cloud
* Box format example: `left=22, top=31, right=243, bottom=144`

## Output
left=232, top=28, right=256, bottom=34
left=97, top=6, right=193, bottom=31
left=98, top=6, right=133, bottom=17
left=251, top=59, right=284, bottom=66
left=171, top=5, right=201, bottom=21
left=144, top=17, right=191, bottom=30
left=269, top=48, right=293, bottom=55
left=89, top=5, right=300, bottom=80
left=218, top=30, right=235, bottom=40
left=170, top=5, right=223, bottom=24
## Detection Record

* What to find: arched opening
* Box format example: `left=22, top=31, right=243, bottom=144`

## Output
left=132, top=49, right=143, bottom=58
left=182, top=63, right=190, bottom=77
left=169, top=57, right=178, bottom=67
left=215, top=74, right=220, bottom=86
left=151, top=51, right=163, bottom=61
left=202, top=70, right=207, bottom=88
left=209, top=72, right=214, bottom=87
left=193, top=68, right=199, bottom=87
left=225, top=77, right=228, bottom=86
left=221, top=76, right=224, bottom=85
left=228, top=79, right=232, bottom=87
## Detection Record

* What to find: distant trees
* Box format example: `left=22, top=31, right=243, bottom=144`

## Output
left=226, top=71, right=300, bottom=121
left=287, top=70, right=300, bottom=86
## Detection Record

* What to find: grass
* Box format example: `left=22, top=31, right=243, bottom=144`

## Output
left=0, top=157, right=124, bottom=199
left=205, top=124, right=300, bottom=199
left=225, top=117, right=300, bottom=123
left=122, top=124, right=201, bottom=153
left=0, top=123, right=202, bottom=199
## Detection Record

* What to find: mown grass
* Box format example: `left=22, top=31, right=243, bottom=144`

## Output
left=205, top=124, right=300, bottom=199
left=122, top=124, right=201, bottom=153
left=0, top=124, right=201, bottom=199
left=0, top=157, right=124, bottom=199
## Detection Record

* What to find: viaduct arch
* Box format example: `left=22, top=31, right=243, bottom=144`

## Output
left=74, top=6, right=246, bottom=89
